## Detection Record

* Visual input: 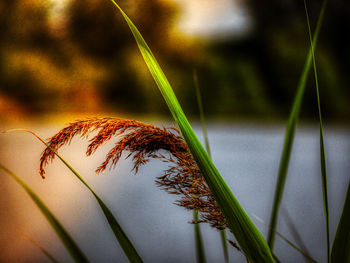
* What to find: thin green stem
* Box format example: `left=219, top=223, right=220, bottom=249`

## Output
left=220, top=228, right=229, bottom=263
left=192, top=70, right=208, bottom=263
left=193, top=209, right=206, bottom=263
left=194, top=70, right=211, bottom=157
left=303, top=1, right=330, bottom=262
left=194, top=70, right=229, bottom=263
left=267, top=0, right=328, bottom=250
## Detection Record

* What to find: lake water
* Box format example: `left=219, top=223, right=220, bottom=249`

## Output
left=0, top=122, right=349, bottom=262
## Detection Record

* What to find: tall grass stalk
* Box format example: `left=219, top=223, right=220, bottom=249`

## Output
left=6, top=129, right=143, bottom=263
left=0, top=163, right=89, bottom=263
left=219, top=227, right=229, bottom=263
left=267, top=0, right=328, bottom=250
left=107, top=1, right=273, bottom=261
left=303, top=1, right=330, bottom=262
left=193, top=70, right=229, bottom=263
left=193, top=70, right=211, bottom=157
left=192, top=72, right=207, bottom=263
left=193, top=209, right=206, bottom=263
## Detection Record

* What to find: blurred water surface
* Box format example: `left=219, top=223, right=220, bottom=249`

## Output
left=0, top=122, right=349, bottom=262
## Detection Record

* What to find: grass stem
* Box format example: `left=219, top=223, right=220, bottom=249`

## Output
left=267, top=0, right=328, bottom=250
left=303, top=1, right=330, bottom=262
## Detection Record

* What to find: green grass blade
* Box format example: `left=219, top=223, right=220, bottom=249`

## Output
left=107, top=1, right=273, bottom=262
left=92, top=198, right=143, bottom=263
left=193, top=209, right=206, bottom=263
left=0, top=164, right=89, bottom=263
left=42, top=150, right=143, bottom=263
left=267, top=0, right=328, bottom=250
left=303, top=1, right=330, bottom=262
left=331, top=181, right=350, bottom=262
left=6, top=129, right=143, bottom=263
left=21, top=233, right=60, bottom=263
left=194, top=70, right=229, bottom=263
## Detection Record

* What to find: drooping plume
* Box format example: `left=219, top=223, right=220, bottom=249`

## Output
left=40, top=117, right=230, bottom=231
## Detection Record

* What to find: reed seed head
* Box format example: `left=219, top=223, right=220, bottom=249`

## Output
left=40, top=117, right=233, bottom=236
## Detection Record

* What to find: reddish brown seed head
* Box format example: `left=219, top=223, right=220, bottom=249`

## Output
left=39, top=117, right=231, bottom=235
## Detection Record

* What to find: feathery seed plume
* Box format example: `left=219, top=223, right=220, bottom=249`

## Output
left=40, top=117, right=236, bottom=240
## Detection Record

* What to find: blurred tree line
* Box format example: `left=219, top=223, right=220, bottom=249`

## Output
left=0, top=0, right=349, bottom=122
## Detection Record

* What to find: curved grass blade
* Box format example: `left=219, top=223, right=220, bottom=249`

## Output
left=303, top=1, right=330, bottom=261
left=107, top=1, right=273, bottom=262
left=5, top=129, right=143, bottom=263
left=267, top=0, right=328, bottom=250
left=21, top=232, right=60, bottom=263
left=194, top=70, right=228, bottom=263
left=331, top=181, right=350, bottom=262
left=0, top=164, right=89, bottom=263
